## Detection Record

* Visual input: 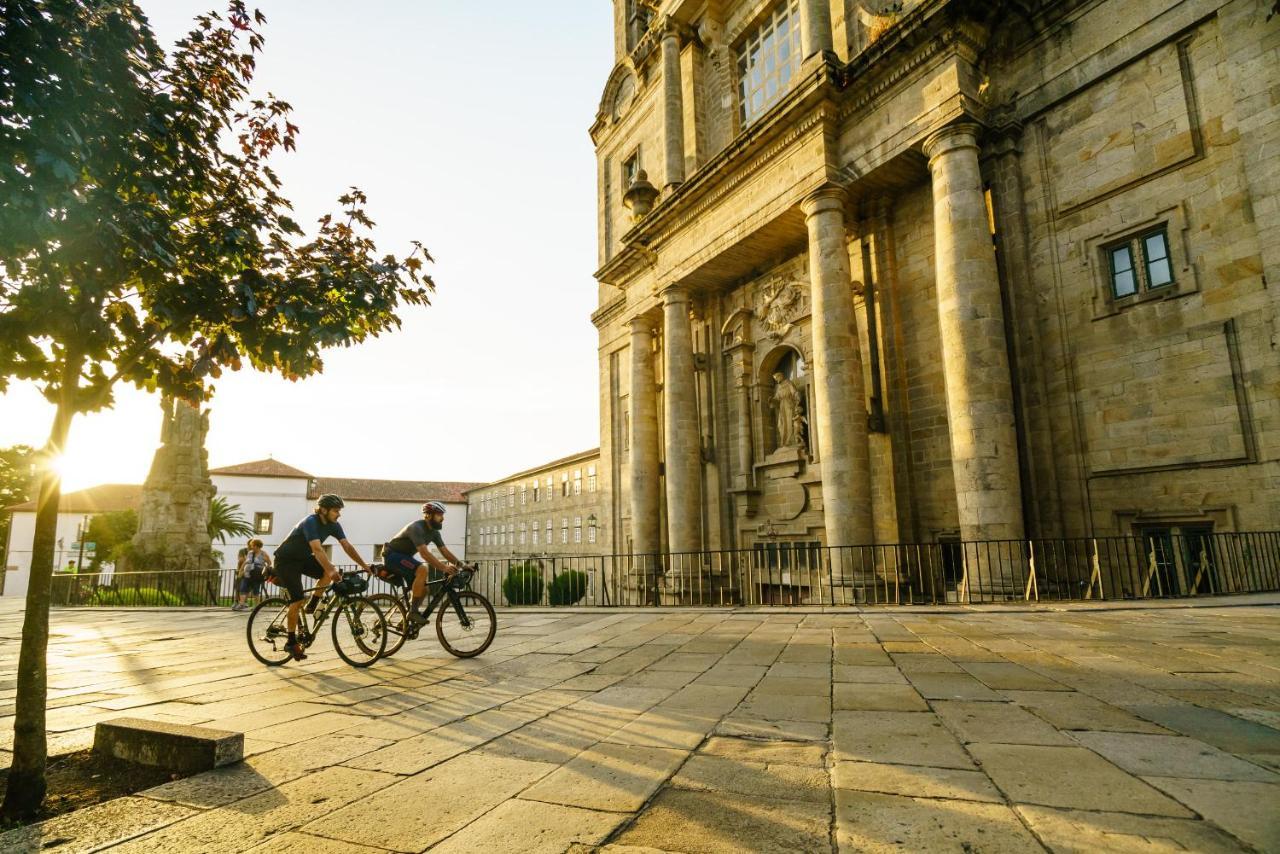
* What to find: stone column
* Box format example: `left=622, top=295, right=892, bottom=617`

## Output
left=801, top=187, right=874, bottom=558
left=661, top=24, right=685, bottom=189
left=662, top=285, right=702, bottom=554
left=628, top=316, right=661, bottom=554
left=923, top=123, right=1025, bottom=550
left=799, top=0, right=833, bottom=59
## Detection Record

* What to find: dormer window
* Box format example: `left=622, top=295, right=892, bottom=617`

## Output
left=737, top=0, right=803, bottom=127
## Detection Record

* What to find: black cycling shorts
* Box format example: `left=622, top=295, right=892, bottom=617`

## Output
left=273, top=552, right=325, bottom=603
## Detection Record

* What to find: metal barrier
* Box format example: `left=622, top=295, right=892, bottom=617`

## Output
left=43, top=530, right=1280, bottom=608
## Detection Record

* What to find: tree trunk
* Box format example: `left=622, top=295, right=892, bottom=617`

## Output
left=1, top=399, right=75, bottom=820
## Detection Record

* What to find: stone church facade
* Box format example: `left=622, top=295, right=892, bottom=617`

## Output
left=590, top=0, right=1280, bottom=574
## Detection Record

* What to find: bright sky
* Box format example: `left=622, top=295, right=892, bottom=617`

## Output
left=0, top=1, right=614, bottom=493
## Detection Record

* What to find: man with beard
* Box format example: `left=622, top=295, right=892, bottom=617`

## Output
left=383, top=500, right=463, bottom=625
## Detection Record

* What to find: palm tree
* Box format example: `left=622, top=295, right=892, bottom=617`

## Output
left=208, top=496, right=255, bottom=544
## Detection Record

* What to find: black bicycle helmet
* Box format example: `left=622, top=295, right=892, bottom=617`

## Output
left=317, top=494, right=345, bottom=509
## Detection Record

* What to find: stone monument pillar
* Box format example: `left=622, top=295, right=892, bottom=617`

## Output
left=131, top=395, right=216, bottom=571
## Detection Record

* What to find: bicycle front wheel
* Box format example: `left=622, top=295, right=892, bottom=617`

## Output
left=247, top=597, right=293, bottom=666
left=368, top=593, right=409, bottom=658
left=331, top=597, right=386, bottom=667
left=436, top=590, right=496, bottom=658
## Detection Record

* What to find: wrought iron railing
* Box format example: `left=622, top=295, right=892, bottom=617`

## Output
left=43, top=530, right=1280, bottom=608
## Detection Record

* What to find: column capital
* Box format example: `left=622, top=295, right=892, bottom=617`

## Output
left=800, top=185, right=848, bottom=219
left=627, top=313, right=657, bottom=334
left=660, top=283, right=690, bottom=305
left=922, top=122, right=982, bottom=166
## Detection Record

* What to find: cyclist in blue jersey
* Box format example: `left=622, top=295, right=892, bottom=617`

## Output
left=273, top=494, right=371, bottom=660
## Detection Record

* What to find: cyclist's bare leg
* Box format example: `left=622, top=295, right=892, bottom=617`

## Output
left=411, top=565, right=428, bottom=610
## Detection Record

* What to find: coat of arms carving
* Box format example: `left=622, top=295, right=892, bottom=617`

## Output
left=756, top=276, right=809, bottom=339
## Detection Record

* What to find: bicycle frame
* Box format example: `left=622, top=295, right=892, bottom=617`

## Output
left=393, top=575, right=473, bottom=630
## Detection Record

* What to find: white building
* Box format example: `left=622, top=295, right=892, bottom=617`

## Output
left=1, top=458, right=479, bottom=598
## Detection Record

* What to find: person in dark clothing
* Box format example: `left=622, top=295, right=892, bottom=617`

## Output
left=273, top=494, right=371, bottom=660
left=383, top=500, right=463, bottom=625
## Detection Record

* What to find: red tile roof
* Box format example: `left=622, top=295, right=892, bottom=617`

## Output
left=209, top=458, right=313, bottom=478
left=5, top=484, right=142, bottom=514
left=308, top=478, right=482, bottom=505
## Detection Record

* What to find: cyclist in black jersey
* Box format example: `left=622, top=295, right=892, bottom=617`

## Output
left=273, top=494, right=371, bottom=660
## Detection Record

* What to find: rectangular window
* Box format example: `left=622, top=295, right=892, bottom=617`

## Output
left=532, top=526, right=539, bottom=546
left=561, top=473, right=570, bottom=497
left=1110, top=245, right=1137, bottom=298
left=588, top=464, right=598, bottom=493
left=737, top=0, right=802, bottom=127
left=1106, top=225, right=1175, bottom=302
left=533, top=481, right=540, bottom=502
left=561, top=518, right=569, bottom=544
left=546, top=475, right=554, bottom=501
left=1143, top=230, right=1173, bottom=289
left=253, top=512, right=273, bottom=535
left=574, top=516, right=582, bottom=544
left=520, top=485, right=526, bottom=506
left=519, top=522, right=526, bottom=546
left=508, top=486, right=514, bottom=508
left=622, top=151, right=639, bottom=189
left=546, top=520, right=553, bottom=542
left=588, top=519, right=597, bottom=544
left=573, top=470, right=582, bottom=495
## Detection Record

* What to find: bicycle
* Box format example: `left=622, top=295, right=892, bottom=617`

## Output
left=368, top=563, right=496, bottom=658
left=246, top=571, right=387, bottom=667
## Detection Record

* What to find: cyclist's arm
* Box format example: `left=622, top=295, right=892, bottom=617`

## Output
left=309, top=538, right=340, bottom=578
left=338, top=538, right=370, bottom=572
left=261, top=552, right=273, bottom=569
left=416, top=543, right=455, bottom=574
left=439, top=544, right=463, bottom=567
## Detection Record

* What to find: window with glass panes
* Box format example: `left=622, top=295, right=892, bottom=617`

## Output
left=561, top=518, right=569, bottom=544
left=546, top=519, right=553, bottom=542
left=573, top=470, right=582, bottom=495
left=574, top=516, right=582, bottom=544
left=588, top=465, right=597, bottom=493
left=588, top=517, right=598, bottom=544
left=737, top=0, right=802, bottom=127
left=1107, top=227, right=1174, bottom=300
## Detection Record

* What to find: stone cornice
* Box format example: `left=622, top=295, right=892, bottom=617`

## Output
left=591, top=293, right=628, bottom=329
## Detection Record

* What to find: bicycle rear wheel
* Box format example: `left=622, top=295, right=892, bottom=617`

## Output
left=368, top=593, right=409, bottom=658
left=332, top=597, right=386, bottom=667
left=247, top=597, right=293, bottom=666
left=436, top=590, right=496, bottom=658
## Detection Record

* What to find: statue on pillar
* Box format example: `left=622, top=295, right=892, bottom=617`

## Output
left=130, top=395, right=216, bottom=571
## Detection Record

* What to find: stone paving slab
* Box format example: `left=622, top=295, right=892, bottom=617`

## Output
left=1, top=598, right=1278, bottom=852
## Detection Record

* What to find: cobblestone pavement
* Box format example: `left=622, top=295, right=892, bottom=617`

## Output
left=1, top=597, right=1278, bottom=852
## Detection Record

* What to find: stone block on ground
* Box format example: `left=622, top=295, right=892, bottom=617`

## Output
left=94, top=717, right=241, bottom=773
left=834, top=789, right=1043, bottom=853
left=1143, top=776, right=1280, bottom=852
left=613, top=788, right=830, bottom=853
left=1015, top=804, right=1246, bottom=854
left=0, top=796, right=195, bottom=854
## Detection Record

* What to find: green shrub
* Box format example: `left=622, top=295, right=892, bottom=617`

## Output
left=92, top=586, right=184, bottom=607
left=547, top=570, right=588, bottom=606
left=502, top=564, right=543, bottom=605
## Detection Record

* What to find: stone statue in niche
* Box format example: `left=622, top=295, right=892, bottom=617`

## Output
left=771, top=372, right=802, bottom=449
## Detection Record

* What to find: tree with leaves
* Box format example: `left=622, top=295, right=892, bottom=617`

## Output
left=208, top=495, right=254, bottom=544
left=0, top=1, right=433, bottom=819
left=0, top=445, right=37, bottom=569
left=84, top=509, right=138, bottom=570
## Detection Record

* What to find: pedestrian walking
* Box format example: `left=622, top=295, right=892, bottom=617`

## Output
left=233, top=539, right=271, bottom=611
